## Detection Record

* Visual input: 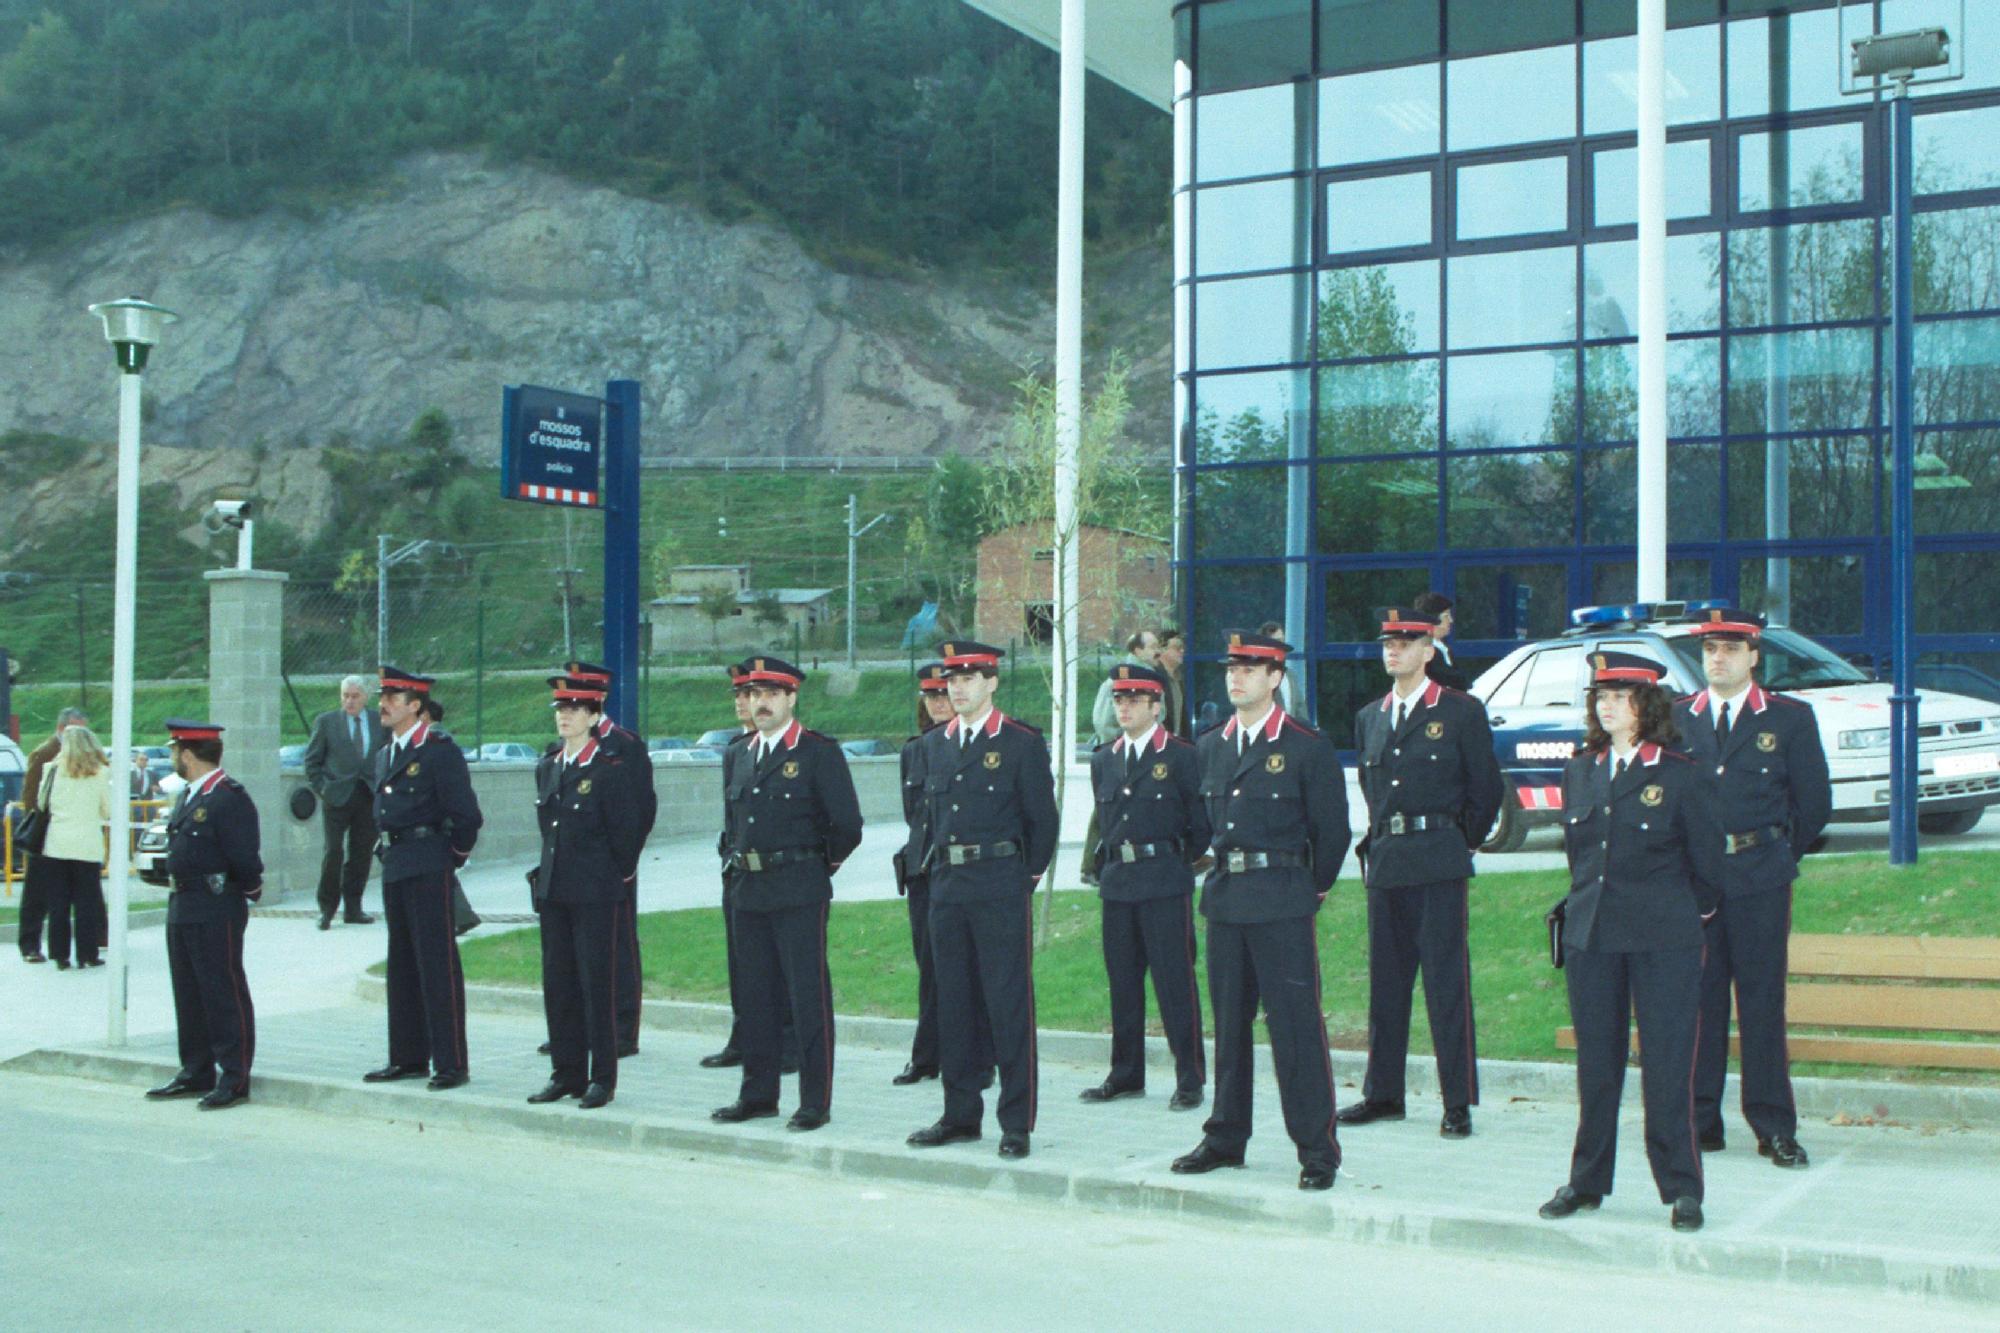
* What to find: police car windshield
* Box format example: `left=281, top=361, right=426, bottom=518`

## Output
left=1662, top=627, right=1870, bottom=692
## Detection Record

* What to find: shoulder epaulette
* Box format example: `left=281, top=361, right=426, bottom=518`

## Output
left=1278, top=715, right=1322, bottom=739
left=1767, top=692, right=1810, bottom=709
left=726, top=731, right=754, bottom=747
left=1659, top=749, right=1694, bottom=764
left=428, top=727, right=454, bottom=744
left=1001, top=717, right=1043, bottom=736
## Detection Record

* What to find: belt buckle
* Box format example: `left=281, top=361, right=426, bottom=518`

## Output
left=1388, top=813, right=1407, bottom=835
left=947, top=845, right=968, bottom=866
left=1120, top=843, right=1137, bottom=863
left=1226, top=850, right=1247, bottom=873
left=744, top=850, right=764, bottom=873
left=1725, top=832, right=1749, bottom=854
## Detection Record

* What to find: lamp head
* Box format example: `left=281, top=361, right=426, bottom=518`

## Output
left=86, top=297, right=178, bottom=374
left=1850, top=27, right=1950, bottom=83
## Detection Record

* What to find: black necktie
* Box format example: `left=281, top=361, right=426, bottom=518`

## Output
left=1127, top=745, right=1139, bottom=777
left=1614, top=756, right=1628, bottom=781
left=1395, top=701, right=1408, bottom=732
left=1717, top=701, right=1732, bottom=746
left=351, top=715, right=361, bottom=749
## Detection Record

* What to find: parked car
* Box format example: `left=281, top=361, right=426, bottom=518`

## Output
left=696, top=728, right=743, bottom=748
left=479, top=742, right=541, bottom=764
left=1471, top=600, right=2000, bottom=851
left=0, top=734, right=24, bottom=809
left=279, top=743, right=308, bottom=771
left=838, top=738, right=895, bottom=758
left=655, top=747, right=723, bottom=764
left=647, top=736, right=693, bottom=753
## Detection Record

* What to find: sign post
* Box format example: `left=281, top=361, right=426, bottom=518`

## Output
left=601, top=381, right=642, bottom=730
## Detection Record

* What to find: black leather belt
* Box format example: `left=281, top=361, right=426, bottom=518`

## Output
left=1219, top=849, right=1305, bottom=873
left=171, top=873, right=227, bottom=896
left=1724, top=824, right=1788, bottom=855
left=942, top=840, right=1019, bottom=866
left=735, top=846, right=824, bottom=873
left=1108, top=840, right=1179, bottom=864
left=384, top=825, right=439, bottom=845
left=1378, top=812, right=1457, bottom=837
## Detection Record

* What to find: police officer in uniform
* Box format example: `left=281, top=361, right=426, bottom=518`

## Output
left=711, top=656, right=863, bottom=1132
left=1341, top=607, right=1504, bottom=1138
left=1675, top=609, right=1831, bottom=1168
left=527, top=672, right=651, bottom=1109
left=1539, top=652, right=1726, bottom=1233
left=894, top=663, right=957, bottom=1083
left=1171, top=632, right=1350, bottom=1191
left=1081, top=662, right=1209, bottom=1111
left=566, top=660, right=658, bottom=1056
left=146, top=720, right=261, bottom=1111
left=906, top=641, right=1059, bottom=1160
left=364, top=667, right=483, bottom=1091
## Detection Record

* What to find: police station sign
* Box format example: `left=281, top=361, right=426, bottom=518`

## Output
left=501, top=384, right=604, bottom=508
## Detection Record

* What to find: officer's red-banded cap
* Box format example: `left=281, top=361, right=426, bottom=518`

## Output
left=937, top=640, right=1004, bottom=671
left=916, top=662, right=950, bottom=692
left=1109, top=663, right=1167, bottom=694
left=1589, top=651, right=1665, bottom=685
left=546, top=674, right=607, bottom=705
left=1686, top=608, right=1765, bottom=640
left=1222, top=630, right=1289, bottom=663
left=564, top=659, right=614, bottom=685
left=1375, top=605, right=1440, bottom=639
left=737, top=655, right=805, bottom=688
left=164, top=718, right=224, bottom=743
left=379, top=664, right=432, bottom=695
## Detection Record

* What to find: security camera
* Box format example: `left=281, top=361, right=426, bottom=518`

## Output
left=203, top=499, right=257, bottom=571
left=209, top=499, right=253, bottom=528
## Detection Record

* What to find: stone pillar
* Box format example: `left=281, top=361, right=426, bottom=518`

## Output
left=206, top=569, right=289, bottom=900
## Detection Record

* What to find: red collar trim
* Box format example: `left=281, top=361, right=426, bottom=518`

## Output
left=1597, top=742, right=1663, bottom=767
left=1223, top=706, right=1285, bottom=742
left=1693, top=684, right=1766, bottom=716
left=946, top=709, right=1004, bottom=741
left=566, top=737, right=600, bottom=767
left=1379, top=680, right=1443, bottom=713
left=191, top=769, right=227, bottom=798
left=398, top=721, right=430, bottom=750
left=1113, top=725, right=1169, bottom=756
left=755, top=718, right=803, bottom=751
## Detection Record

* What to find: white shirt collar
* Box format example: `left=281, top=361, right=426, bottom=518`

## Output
left=1237, top=703, right=1276, bottom=742
left=1123, top=723, right=1159, bottom=755
left=1710, top=681, right=1752, bottom=708
left=1391, top=678, right=1428, bottom=706
left=961, top=706, right=995, bottom=739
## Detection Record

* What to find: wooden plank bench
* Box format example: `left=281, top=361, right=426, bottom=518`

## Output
left=1556, top=934, right=2000, bottom=1071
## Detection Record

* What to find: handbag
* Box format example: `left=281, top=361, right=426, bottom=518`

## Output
left=450, top=873, right=481, bottom=936
left=14, top=767, right=55, bottom=856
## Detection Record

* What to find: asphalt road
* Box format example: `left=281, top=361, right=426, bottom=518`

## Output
left=0, top=1071, right=1980, bottom=1331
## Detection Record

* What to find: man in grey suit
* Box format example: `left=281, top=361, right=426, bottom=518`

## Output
left=304, top=674, right=385, bottom=930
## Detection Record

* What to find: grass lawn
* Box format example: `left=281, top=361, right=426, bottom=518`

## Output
left=456, top=851, right=2000, bottom=1079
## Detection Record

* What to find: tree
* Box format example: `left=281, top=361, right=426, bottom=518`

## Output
left=750, top=589, right=787, bottom=636
left=696, top=585, right=737, bottom=652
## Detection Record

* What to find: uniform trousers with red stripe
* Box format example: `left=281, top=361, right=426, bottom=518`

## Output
left=1360, top=878, right=1479, bottom=1110
left=166, top=898, right=255, bottom=1094
left=931, top=895, right=1037, bottom=1134
left=615, top=881, right=643, bottom=1050
left=540, top=898, right=620, bottom=1090
left=383, top=872, right=468, bottom=1078
left=1102, top=894, right=1206, bottom=1097
left=1201, top=915, right=1340, bottom=1173
left=733, top=901, right=834, bottom=1115
left=1564, top=943, right=1704, bottom=1203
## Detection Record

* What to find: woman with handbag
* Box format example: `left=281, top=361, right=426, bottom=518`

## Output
left=34, top=725, right=113, bottom=969
left=1537, top=652, right=1726, bottom=1234
left=15, top=708, right=89, bottom=964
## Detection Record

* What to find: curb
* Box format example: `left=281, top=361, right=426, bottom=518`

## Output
left=353, top=974, right=2000, bottom=1130
left=9, top=1040, right=1993, bottom=1306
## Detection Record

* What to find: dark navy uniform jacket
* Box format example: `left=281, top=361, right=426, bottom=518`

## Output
left=535, top=731, right=653, bottom=905
left=895, top=732, right=937, bottom=894
left=1559, top=742, right=1727, bottom=953
left=593, top=715, right=659, bottom=837
left=1673, top=684, right=1831, bottom=899
left=1354, top=678, right=1505, bottom=891
left=371, top=720, right=482, bottom=883
left=921, top=708, right=1060, bottom=904
left=1090, top=724, right=1210, bottom=903
left=1197, top=707, right=1351, bottom=924
left=723, top=718, right=864, bottom=911
left=165, top=770, right=264, bottom=925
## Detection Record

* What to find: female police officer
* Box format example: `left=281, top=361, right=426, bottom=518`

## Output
left=1539, top=651, right=1726, bottom=1233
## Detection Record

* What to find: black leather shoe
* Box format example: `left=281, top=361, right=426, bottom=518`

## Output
left=1079, top=1080, right=1143, bottom=1103
left=363, top=1063, right=428, bottom=1083
left=780, top=1056, right=799, bottom=1075
left=998, top=1131, right=1030, bottom=1159
left=318, top=914, right=332, bottom=931
left=344, top=912, right=376, bottom=925
left=1170, top=1143, right=1245, bottom=1175
left=1168, top=1089, right=1203, bottom=1112
left=699, top=1046, right=742, bottom=1069
left=1440, top=1107, right=1472, bottom=1139
left=426, top=1072, right=469, bottom=1091
left=1698, top=1129, right=1726, bottom=1153
left=710, top=1099, right=780, bottom=1124
left=526, top=1081, right=583, bottom=1104
left=22, top=952, right=47, bottom=964
left=81, top=957, right=105, bottom=967
left=1298, top=1165, right=1336, bottom=1191
left=907, top=1119, right=981, bottom=1148
left=1538, top=1186, right=1603, bottom=1220
left=786, top=1108, right=829, bottom=1132
left=892, top=1063, right=938, bottom=1086
left=578, top=1083, right=613, bottom=1110
left=537, top=1041, right=553, bottom=1056
left=53, top=959, right=71, bottom=970
left=197, top=1085, right=249, bottom=1111
left=1671, top=1196, right=1704, bottom=1231
left=1335, top=1099, right=1405, bottom=1126
left=618, top=1040, right=640, bottom=1059
left=1758, top=1136, right=1809, bottom=1169
left=146, top=1074, right=214, bottom=1100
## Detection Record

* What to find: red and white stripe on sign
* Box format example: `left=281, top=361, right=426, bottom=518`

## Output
left=518, top=484, right=598, bottom=505
left=1515, top=785, right=1564, bottom=810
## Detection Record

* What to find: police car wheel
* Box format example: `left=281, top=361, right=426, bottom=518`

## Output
left=1479, top=800, right=1527, bottom=854
left=1918, top=808, right=1984, bottom=836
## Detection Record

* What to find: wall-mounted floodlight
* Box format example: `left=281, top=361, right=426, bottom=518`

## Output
left=1852, top=28, right=1950, bottom=83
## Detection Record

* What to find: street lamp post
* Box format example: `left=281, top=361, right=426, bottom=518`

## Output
left=86, top=296, right=177, bottom=1046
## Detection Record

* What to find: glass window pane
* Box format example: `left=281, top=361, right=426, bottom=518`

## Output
left=1916, top=316, right=2000, bottom=428
left=1447, top=246, right=1578, bottom=349
left=1319, top=0, right=1441, bottom=75
left=1725, top=219, right=1876, bottom=326
left=1584, top=0, right=1721, bottom=39
left=1579, top=339, right=1723, bottom=442
left=1317, top=261, right=1440, bottom=356
left=1452, top=563, right=1571, bottom=641
left=1193, top=463, right=1308, bottom=558
left=1448, top=450, right=1576, bottom=546
left=1317, top=360, right=1441, bottom=456
left=1592, top=559, right=1712, bottom=607
left=1591, top=139, right=1714, bottom=226
left=1190, top=370, right=1310, bottom=464
left=1583, top=233, right=1724, bottom=335
left=1196, top=0, right=1313, bottom=92
left=1456, top=155, right=1571, bottom=240
left=1725, top=7, right=1846, bottom=118
left=1193, top=562, right=1286, bottom=653
left=1318, top=63, right=1441, bottom=167
left=1194, top=273, right=1313, bottom=370
left=1891, top=0, right=2000, bottom=99
left=1726, top=329, right=1874, bottom=435
left=1914, top=105, right=2000, bottom=195
left=1323, top=565, right=1437, bottom=645
left=1916, top=552, right=2000, bottom=633
left=1446, top=0, right=1574, bottom=56
left=1737, top=555, right=1864, bottom=638
left=1582, top=26, right=1723, bottom=134
left=1317, top=461, right=1439, bottom=555
left=1196, top=178, right=1312, bottom=276
left=1326, top=171, right=1433, bottom=254
left=1318, top=661, right=1397, bottom=734
left=1737, top=121, right=1866, bottom=213
left=1447, top=349, right=1579, bottom=448
left=1915, top=429, right=2000, bottom=537
left=1446, top=45, right=1576, bottom=151
left=1914, top=205, right=2000, bottom=316
left=1728, top=437, right=1875, bottom=541
left=1196, top=83, right=1302, bottom=183
left=1581, top=442, right=1723, bottom=542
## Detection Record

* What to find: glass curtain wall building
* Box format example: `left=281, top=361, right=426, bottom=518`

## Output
left=1173, top=0, right=2000, bottom=729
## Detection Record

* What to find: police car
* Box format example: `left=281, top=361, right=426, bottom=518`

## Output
left=1471, top=600, right=2000, bottom=851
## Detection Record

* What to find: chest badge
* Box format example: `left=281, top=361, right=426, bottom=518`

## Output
left=408, top=762, right=421, bottom=776
left=782, top=760, right=800, bottom=779
left=1152, top=761, right=1169, bottom=781
left=1756, top=732, right=1777, bottom=752
left=983, top=750, right=1002, bottom=770
left=193, top=807, right=207, bottom=823
left=1640, top=784, right=1664, bottom=807
left=1425, top=721, right=1444, bottom=740
left=1265, top=753, right=1285, bottom=774
left=578, top=778, right=592, bottom=795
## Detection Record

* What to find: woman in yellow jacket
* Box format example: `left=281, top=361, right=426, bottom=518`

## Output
left=36, top=726, right=112, bottom=969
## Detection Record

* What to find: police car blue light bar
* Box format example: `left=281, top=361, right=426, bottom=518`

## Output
left=1569, top=603, right=1653, bottom=626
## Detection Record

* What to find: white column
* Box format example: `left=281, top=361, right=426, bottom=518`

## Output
left=1635, top=0, right=1668, bottom=601
left=106, top=371, right=141, bottom=1046
left=1052, top=0, right=1085, bottom=773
